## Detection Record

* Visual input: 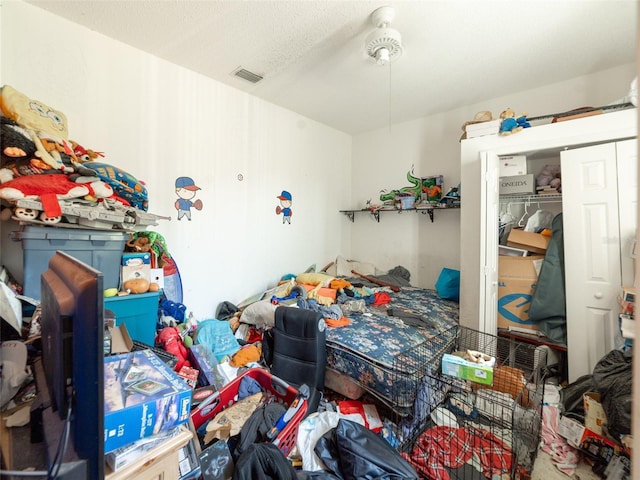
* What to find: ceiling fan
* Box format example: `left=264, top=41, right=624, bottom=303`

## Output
left=364, top=6, right=404, bottom=66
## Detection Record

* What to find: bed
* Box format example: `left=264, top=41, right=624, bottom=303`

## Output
left=235, top=260, right=459, bottom=417
left=323, top=285, right=459, bottom=415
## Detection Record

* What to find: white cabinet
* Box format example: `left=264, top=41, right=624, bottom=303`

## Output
left=460, top=109, right=637, bottom=381
left=561, top=139, right=637, bottom=381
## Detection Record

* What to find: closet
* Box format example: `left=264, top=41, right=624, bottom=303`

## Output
left=459, top=108, right=637, bottom=382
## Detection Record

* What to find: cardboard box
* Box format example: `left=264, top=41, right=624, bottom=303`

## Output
left=441, top=353, right=493, bottom=385
left=178, top=366, right=199, bottom=389
left=499, top=245, right=529, bottom=257
left=499, top=173, right=536, bottom=195
left=110, top=322, right=135, bottom=354
left=105, top=425, right=183, bottom=472
left=337, top=400, right=383, bottom=432
left=104, top=350, right=192, bottom=453
left=178, top=434, right=202, bottom=480
left=497, top=256, right=544, bottom=332
left=584, top=392, right=607, bottom=435
left=420, top=175, right=444, bottom=203
left=465, top=119, right=501, bottom=138
left=499, top=155, right=527, bottom=177
left=507, top=229, right=550, bottom=255
left=558, top=416, right=627, bottom=464
left=122, top=252, right=151, bottom=266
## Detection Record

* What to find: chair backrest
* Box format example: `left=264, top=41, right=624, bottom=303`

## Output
left=271, top=306, right=327, bottom=414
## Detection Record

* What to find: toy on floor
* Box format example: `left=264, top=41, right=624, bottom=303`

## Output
left=155, top=326, right=191, bottom=372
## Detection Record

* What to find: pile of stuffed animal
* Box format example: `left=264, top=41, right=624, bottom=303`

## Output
left=0, top=85, right=154, bottom=229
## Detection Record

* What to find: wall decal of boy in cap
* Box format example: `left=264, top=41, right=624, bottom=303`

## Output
left=275, top=190, right=292, bottom=224
left=174, top=176, right=203, bottom=221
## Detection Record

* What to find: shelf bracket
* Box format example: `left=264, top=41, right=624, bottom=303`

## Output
left=370, top=210, right=380, bottom=222
left=343, top=211, right=355, bottom=223
left=419, top=209, right=434, bottom=222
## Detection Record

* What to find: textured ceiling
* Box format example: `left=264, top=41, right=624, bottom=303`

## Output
left=25, top=0, right=638, bottom=134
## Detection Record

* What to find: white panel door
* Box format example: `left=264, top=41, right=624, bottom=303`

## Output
left=615, top=139, right=638, bottom=287
left=561, top=143, right=623, bottom=382
left=480, top=152, right=500, bottom=335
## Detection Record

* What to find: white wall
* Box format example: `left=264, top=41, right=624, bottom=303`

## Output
left=350, top=63, right=636, bottom=290
left=1, top=1, right=635, bottom=320
left=0, top=1, right=352, bottom=319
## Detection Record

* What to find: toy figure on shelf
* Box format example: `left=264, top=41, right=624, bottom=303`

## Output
left=379, top=167, right=422, bottom=203
left=499, top=108, right=531, bottom=136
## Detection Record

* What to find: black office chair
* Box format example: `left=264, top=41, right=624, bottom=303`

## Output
left=268, top=306, right=327, bottom=415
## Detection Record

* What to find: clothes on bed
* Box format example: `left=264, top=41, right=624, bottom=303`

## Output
left=387, top=306, right=438, bottom=329
left=297, top=298, right=342, bottom=320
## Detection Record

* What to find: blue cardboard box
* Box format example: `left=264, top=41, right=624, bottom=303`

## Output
left=104, top=349, right=192, bottom=453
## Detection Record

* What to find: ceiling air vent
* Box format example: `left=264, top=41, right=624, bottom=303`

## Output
left=232, top=67, right=263, bottom=84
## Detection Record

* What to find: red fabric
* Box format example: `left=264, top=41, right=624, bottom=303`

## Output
left=0, top=173, right=86, bottom=217
left=371, top=291, right=392, bottom=305
left=40, top=193, right=62, bottom=217
left=246, top=327, right=263, bottom=344
left=401, top=425, right=512, bottom=480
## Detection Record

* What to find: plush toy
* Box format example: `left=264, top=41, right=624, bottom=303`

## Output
left=0, top=85, right=69, bottom=139
left=0, top=117, right=52, bottom=178
left=536, top=164, right=562, bottom=192
left=83, top=161, right=149, bottom=211
left=71, top=140, right=105, bottom=163
left=126, top=234, right=153, bottom=253
left=155, top=326, right=191, bottom=372
left=499, top=108, right=530, bottom=136
left=0, top=173, right=114, bottom=220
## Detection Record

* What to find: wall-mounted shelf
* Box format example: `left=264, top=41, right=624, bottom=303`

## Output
left=339, top=205, right=460, bottom=223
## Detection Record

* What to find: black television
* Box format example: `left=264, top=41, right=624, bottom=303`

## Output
left=39, top=250, right=105, bottom=479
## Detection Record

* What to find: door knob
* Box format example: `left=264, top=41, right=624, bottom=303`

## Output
left=594, top=292, right=604, bottom=299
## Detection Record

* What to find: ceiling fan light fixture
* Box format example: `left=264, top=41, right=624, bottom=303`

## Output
left=364, top=6, right=404, bottom=65
left=375, top=47, right=391, bottom=66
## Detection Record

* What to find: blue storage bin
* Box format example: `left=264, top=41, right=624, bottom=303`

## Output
left=11, top=226, right=128, bottom=300
left=104, top=291, right=161, bottom=346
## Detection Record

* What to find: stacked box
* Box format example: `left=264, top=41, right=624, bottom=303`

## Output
left=497, top=256, right=544, bottom=332
left=104, top=349, right=192, bottom=453
left=10, top=226, right=127, bottom=299
left=499, top=174, right=536, bottom=195
left=104, top=291, right=161, bottom=346
left=420, top=175, right=444, bottom=203
left=121, top=252, right=152, bottom=288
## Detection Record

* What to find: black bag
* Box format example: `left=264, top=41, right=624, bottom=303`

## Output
left=560, top=374, right=595, bottom=421
left=314, top=419, right=419, bottom=480
left=592, top=348, right=633, bottom=439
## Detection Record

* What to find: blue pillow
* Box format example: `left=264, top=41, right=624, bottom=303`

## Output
left=435, top=268, right=460, bottom=301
